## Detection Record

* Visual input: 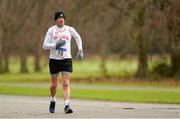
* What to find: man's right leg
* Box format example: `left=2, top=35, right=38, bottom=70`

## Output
left=49, top=74, right=59, bottom=113
left=50, top=74, right=59, bottom=98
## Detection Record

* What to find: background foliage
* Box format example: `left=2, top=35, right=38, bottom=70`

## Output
left=0, top=0, right=180, bottom=79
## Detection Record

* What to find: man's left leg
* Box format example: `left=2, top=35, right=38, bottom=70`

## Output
left=61, top=72, right=73, bottom=113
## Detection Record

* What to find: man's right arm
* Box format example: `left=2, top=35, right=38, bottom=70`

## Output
left=43, top=28, right=56, bottom=50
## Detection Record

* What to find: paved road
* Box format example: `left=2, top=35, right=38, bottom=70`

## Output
left=0, top=95, right=180, bottom=118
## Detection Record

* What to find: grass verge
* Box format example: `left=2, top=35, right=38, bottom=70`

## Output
left=0, top=85, right=180, bottom=104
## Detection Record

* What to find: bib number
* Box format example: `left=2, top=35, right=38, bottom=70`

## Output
left=57, top=50, right=63, bottom=56
left=56, top=48, right=67, bottom=57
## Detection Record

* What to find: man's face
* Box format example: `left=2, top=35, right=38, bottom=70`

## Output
left=56, top=17, right=65, bottom=27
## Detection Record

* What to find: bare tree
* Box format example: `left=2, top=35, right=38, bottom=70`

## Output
left=153, top=0, right=180, bottom=76
left=0, top=0, right=36, bottom=73
left=128, top=0, right=150, bottom=78
left=167, top=0, right=180, bottom=75
left=0, top=0, right=15, bottom=73
left=0, top=28, right=3, bottom=73
left=30, top=0, right=48, bottom=72
left=15, top=0, right=36, bottom=73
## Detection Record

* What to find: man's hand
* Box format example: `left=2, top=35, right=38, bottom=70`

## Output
left=76, top=49, right=84, bottom=59
left=56, top=40, right=66, bottom=50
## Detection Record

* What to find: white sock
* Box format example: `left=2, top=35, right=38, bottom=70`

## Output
left=64, top=100, right=69, bottom=106
left=50, top=97, right=56, bottom=102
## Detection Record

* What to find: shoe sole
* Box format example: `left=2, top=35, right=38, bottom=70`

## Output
left=49, top=109, right=55, bottom=113
left=65, top=109, right=73, bottom=114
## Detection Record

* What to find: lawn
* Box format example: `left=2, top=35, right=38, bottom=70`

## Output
left=0, top=56, right=138, bottom=82
left=0, top=85, right=180, bottom=104
left=1, top=56, right=179, bottom=104
left=2, top=55, right=172, bottom=81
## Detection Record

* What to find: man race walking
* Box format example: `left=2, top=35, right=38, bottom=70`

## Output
left=43, top=11, right=83, bottom=114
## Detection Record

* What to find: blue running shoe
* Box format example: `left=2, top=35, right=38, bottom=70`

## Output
left=64, top=105, right=73, bottom=114
left=49, top=101, right=56, bottom=113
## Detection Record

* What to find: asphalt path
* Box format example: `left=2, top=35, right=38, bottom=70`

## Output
left=0, top=95, right=180, bottom=118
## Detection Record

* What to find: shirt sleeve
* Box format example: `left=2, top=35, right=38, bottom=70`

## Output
left=43, top=28, right=56, bottom=49
left=69, top=27, right=82, bottom=50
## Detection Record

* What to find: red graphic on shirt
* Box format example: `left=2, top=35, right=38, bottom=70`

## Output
left=55, top=32, right=59, bottom=35
left=53, top=32, right=70, bottom=40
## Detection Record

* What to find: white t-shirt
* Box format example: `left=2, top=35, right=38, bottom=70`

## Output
left=43, top=25, right=82, bottom=60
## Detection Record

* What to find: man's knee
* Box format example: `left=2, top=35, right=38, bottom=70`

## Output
left=51, top=77, right=58, bottom=89
left=51, top=82, right=58, bottom=89
left=62, top=79, right=69, bottom=89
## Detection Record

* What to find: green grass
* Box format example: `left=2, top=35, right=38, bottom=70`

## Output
left=1, top=56, right=179, bottom=104
left=0, top=57, right=138, bottom=82
left=0, top=72, right=50, bottom=82
left=73, top=59, right=138, bottom=78
left=0, top=85, right=180, bottom=104
left=72, top=89, right=180, bottom=104
left=0, top=86, right=50, bottom=96
left=1, top=55, right=172, bottom=82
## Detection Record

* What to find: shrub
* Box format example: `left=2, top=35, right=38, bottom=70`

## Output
left=152, top=62, right=172, bottom=77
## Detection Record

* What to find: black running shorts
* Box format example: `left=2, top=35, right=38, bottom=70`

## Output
left=49, top=58, right=73, bottom=74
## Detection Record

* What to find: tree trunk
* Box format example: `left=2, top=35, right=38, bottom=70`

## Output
left=167, top=1, right=180, bottom=76
left=169, top=34, right=180, bottom=74
left=4, top=31, right=10, bottom=73
left=0, top=56, right=3, bottom=73
left=136, top=29, right=148, bottom=78
left=20, top=51, right=28, bottom=73
left=133, top=4, right=148, bottom=79
left=33, top=0, right=47, bottom=72
left=171, top=51, right=180, bottom=74
left=0, top=40, right=4, bottom=73
left=34, top=35, right=41, bottom=72
left=100, top=32, right=108, bottom=78
left=1, top=29, right=9, bottom=73
left=34, top=52, right=41, bottom=72
left=100, top=53, right=108, bottom=78
left=4, top=52, right=9, bottom=73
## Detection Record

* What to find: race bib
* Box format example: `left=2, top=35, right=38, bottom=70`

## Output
left=55, top=48, right=67, bottom=57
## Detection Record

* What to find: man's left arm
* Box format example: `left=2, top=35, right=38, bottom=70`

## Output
left=69, top=27, right=83, bottom=59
